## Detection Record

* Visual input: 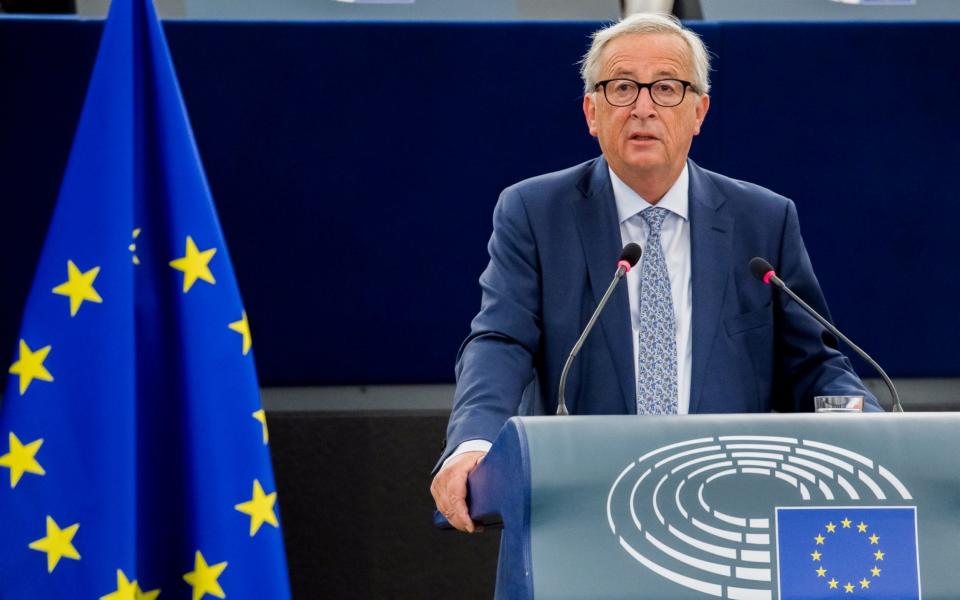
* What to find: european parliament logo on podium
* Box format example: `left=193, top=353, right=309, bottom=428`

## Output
left=606, top=435, right=921, bottom=600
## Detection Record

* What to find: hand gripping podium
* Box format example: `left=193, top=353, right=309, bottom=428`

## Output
left=438, top=413, right=960, bottom=599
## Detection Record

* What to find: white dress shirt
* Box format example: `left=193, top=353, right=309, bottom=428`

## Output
left=610, top=164, right=693, bottom=415
left=444, top=165, right=694, bottom=466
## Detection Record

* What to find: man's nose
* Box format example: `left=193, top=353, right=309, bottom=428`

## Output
left=631, top=86, right=658, bottom=116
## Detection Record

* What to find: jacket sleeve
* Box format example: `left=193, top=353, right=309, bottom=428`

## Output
left=772, top=200, right=883, bottom=412
left=435, top=186, right=545, bottom=471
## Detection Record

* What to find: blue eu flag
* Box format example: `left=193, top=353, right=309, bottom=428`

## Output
left=0, top=0, right=291, bottom=597
left=776, top=507, right=919, bottom=599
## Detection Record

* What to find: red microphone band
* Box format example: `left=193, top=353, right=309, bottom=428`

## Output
left=617, top=260, right=632, bottom=273
left=762, top=270, right=775, bottom=285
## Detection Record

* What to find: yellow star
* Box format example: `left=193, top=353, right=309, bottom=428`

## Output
left=252, top=409, right=269, bottom=445
left=828, top=578, right=839, bottom=589
left=874, top=550, right=885, bottom=561
left=869, top=533, right=880, bottom=544
left=815, top=534, right=825, bottom=545
left=100, top=569, right=137, bottom=600
left=826, top=522, right=837, bottom=533
left=841, top=517, right=852, bottom=528
left=52, top=260, right=102, bottom=317
left=183, top=550, right=227, bottom=600
left=811, top=550, right=822, bottom=561
left=28, top=515, right=80, bottom=573
left=871, top=566, right=881, bottom=577
left=130, top=228, right=141, bottom=266
left=169, top=236, right=216, bottom=293
left=228, top=311, right=252, bottom=355
left=844, top=582, right=854, bottom=593
left=234, top=479, right=279, bottom=536
left=857, top=521, right=868, bottom=533
left=816, top=566, right=827, bottom=577
left=0, top=432, right=45, bottom=487
left=134, top=581, right=161, bottom=600
left=859, top=578, right=871, bottom=589
left=9, top=339, right=53, bottom=395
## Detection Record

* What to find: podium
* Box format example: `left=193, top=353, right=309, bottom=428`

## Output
left=438, top=414, right=960, bottom=599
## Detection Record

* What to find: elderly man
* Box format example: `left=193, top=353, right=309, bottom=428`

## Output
left=431, top=13, right=879, bottom=532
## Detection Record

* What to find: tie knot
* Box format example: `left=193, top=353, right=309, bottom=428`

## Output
left=640, top=207, right=669, bottom=233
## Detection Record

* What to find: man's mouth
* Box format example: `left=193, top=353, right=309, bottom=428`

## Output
left=630, top=133, right=658, bottom=141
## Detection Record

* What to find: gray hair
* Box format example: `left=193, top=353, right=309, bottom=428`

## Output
left=579, top=13, right=711, bottom=96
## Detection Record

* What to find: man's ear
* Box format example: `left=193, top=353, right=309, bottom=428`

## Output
left=692, top=93, right=710, bottom=136
left=583, top=93, right=599, bottom=137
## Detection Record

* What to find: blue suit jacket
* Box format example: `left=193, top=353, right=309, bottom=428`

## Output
left=440, top=157, right=879, bottom=466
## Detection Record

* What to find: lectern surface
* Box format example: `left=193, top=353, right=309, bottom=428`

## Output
left=482, top=414, right=957, bottom=599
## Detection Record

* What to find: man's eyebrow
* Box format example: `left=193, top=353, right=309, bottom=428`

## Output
left=607, top=68, right=681, bottom=80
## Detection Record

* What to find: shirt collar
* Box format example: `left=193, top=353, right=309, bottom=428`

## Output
left=609, top=162, right=690, bottom=224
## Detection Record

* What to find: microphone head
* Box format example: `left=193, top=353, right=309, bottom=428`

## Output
left=749, top=257, right=776, bottom=284
left=619, top=243, right=643, bottom=269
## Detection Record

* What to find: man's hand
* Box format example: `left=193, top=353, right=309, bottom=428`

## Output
left=430, top=451, right=487, bottom=533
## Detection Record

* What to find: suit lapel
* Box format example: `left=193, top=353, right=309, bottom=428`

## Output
left=688, top=161, right=733, bottom=413
left=573, top=157, right=636, bottom=414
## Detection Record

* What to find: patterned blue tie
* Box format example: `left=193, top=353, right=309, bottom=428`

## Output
left=636, top=207, right=678, bottom=415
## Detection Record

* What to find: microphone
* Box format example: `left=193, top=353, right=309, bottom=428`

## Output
left=749, top=257, right=904, bottom=413
left=556, top=243, right=642, bottom=416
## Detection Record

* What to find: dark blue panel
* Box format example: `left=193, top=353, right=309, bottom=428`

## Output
left=710, top=22, right=960, bottom=377
left=166, top=21, right=602, bottom=385
left=0, top=19, right=102, bottom=381
left=0, top=20, right=956, bottom=384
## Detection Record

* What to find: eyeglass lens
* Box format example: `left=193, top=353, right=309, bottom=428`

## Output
left=603, top=79, right=686, bottom=107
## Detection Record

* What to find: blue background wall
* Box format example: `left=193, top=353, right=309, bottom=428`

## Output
left=1, top=19, right=956, bottom=385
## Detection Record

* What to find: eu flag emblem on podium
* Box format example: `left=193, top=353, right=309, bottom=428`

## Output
left=776, top=507, right=920, bottom=599
left=0, top=0, right=291, bottom=597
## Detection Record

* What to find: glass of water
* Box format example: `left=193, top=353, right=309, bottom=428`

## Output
left=814, top=395, right=864, bottom=413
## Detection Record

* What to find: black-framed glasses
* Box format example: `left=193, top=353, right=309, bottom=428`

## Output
left=594, top=78, right=698, bottom=108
